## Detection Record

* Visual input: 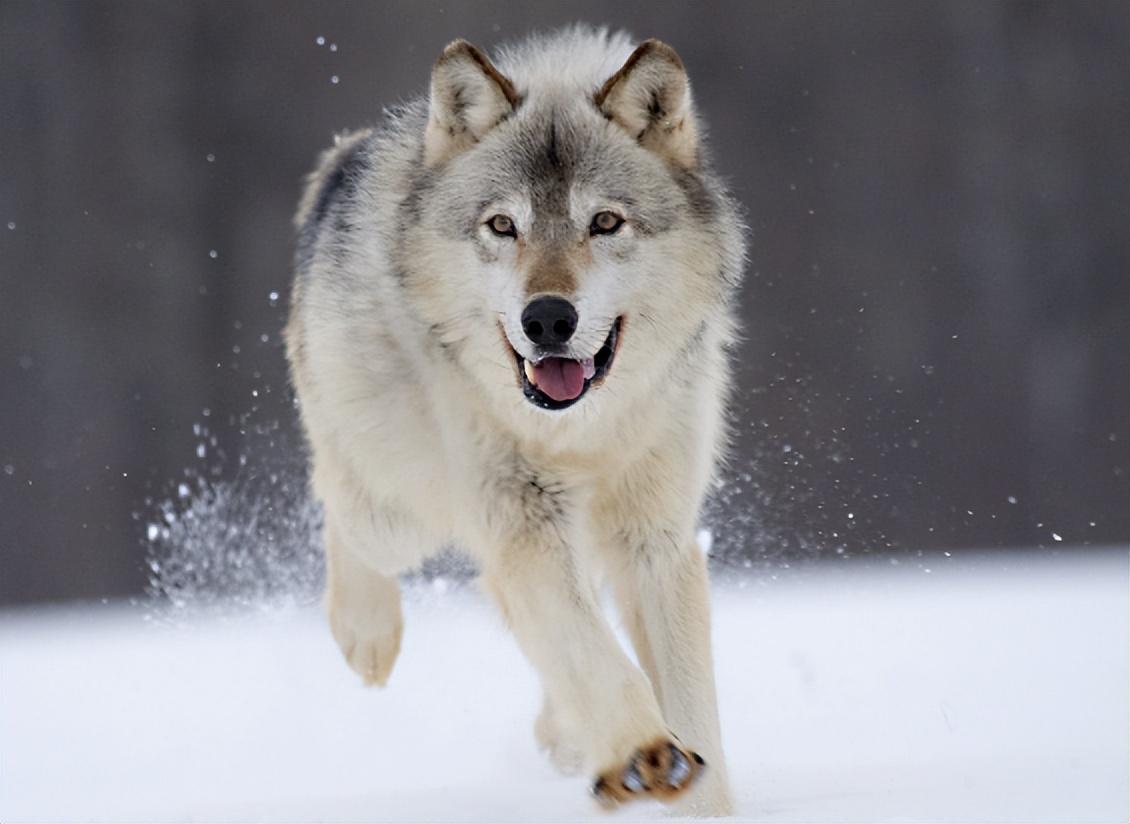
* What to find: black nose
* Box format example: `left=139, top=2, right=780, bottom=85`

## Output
left=521, top=296, right=577, bottom=346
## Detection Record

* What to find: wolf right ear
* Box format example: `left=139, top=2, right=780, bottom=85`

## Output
left=594, top=39, right=698, bottom=169
left=423, top=40, right=520, bottom=168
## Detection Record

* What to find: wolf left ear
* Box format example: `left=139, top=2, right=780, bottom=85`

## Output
left=594, top=39, right=698, bottom=169
left=424, top=40, right=520, bottom=167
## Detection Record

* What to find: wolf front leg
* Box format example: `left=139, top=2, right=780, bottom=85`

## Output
left=313, top=446, right=443, bottom=686
left=323, top=518, right=406, bottom=687
left=478, top=528, right=706, bottom=809
left=595, top=432, right=735, bottom=816
left=609, top=533, right=733, bottom=816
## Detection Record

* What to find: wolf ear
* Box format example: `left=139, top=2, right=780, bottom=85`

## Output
left=423, top=40, right=520, bottom=167
left=594, top=39, right=698, bottom=168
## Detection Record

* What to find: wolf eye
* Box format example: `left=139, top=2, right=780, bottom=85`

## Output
left=590, top=211, right=624, bottom=236
left=486, top=214, right=517, bottom=238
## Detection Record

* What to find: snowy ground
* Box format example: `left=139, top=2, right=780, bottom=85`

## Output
left=1, top=548, right=1127, bottom=823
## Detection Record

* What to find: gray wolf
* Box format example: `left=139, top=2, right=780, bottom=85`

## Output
left=285, top=25, right=744, bottom=815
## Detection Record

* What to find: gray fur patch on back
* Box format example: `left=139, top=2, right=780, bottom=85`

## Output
left=295, top=135, right=373, bottom=274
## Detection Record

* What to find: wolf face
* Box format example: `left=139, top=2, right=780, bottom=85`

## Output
left=401, top=35, right=742, bottom=420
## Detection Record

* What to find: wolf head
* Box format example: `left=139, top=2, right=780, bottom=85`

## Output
left=401, top=28, right=743, bottom=422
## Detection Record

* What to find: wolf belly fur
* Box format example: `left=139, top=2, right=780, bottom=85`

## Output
left=285, top=26, right=745, bottom=815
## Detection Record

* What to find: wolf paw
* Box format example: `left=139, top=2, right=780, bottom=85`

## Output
left=590, top=738, right=705, bottom=809
left=328, top=599, right=403, bottom=687
left=534, top=700, right=584, bottom=776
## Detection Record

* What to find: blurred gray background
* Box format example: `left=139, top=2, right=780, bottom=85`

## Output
left=1, top=1, right=1127, bottom=606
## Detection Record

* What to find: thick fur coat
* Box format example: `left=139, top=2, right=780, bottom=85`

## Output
left=285, top=26, right=745, bottom=815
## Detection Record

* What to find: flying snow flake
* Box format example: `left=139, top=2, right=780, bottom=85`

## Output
left=208, top=249, right=218, bottom=259
left=3, top=464, right=13, bottom=475
left=196, top=444, right=206, bottom=459
left=1052, top=533, right=1063, bottom=542
left=330, top=75, right=340, bottom=85
left=696, top=528, right=713, bottom=555
left=1007, top=495, right=1018, bottom=504
left=315, top=35, right=325, bottom=46
left=178, top=483, right=191, bottom=499
left=147, top=524, right=160, bottom=541
left=6, top=221, right=15, bottom=230
left=329, top=43, right=338, bottom=52
left=206, top=153, right=215, bottom=163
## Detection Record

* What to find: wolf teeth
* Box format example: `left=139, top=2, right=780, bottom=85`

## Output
left=523, top=359, right=538, bottom=386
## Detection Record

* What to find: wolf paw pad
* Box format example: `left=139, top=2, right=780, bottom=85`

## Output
left=591, top=739, right=705, bottom=809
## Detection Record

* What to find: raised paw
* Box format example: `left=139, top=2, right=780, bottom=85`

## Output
left=534, top=698, right=584, bottom=776
left=591, top=738, right=706, bottom=810
left=332, top=614, right=402, bottom=686
left=327, top=579, right=403, bottom=687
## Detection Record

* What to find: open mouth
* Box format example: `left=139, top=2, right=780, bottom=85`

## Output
left=511, top=318, right=622, bottom=411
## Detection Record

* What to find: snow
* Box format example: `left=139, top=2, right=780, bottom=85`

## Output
left=1, top=548, right=1126, bottom=823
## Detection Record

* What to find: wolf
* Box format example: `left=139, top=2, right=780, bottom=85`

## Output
left=284, top=26, right=745, bottom=815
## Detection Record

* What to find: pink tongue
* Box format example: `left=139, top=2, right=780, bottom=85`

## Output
left=533, top=358, right=586, bottom=402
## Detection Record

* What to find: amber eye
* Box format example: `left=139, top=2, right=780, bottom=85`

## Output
left=487, top=214, right=517, bottom=238
left=590, top=210, right=624, bottom=236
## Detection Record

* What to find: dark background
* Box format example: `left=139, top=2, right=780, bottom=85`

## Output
left=1, top=1, right=1127, bottom=606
